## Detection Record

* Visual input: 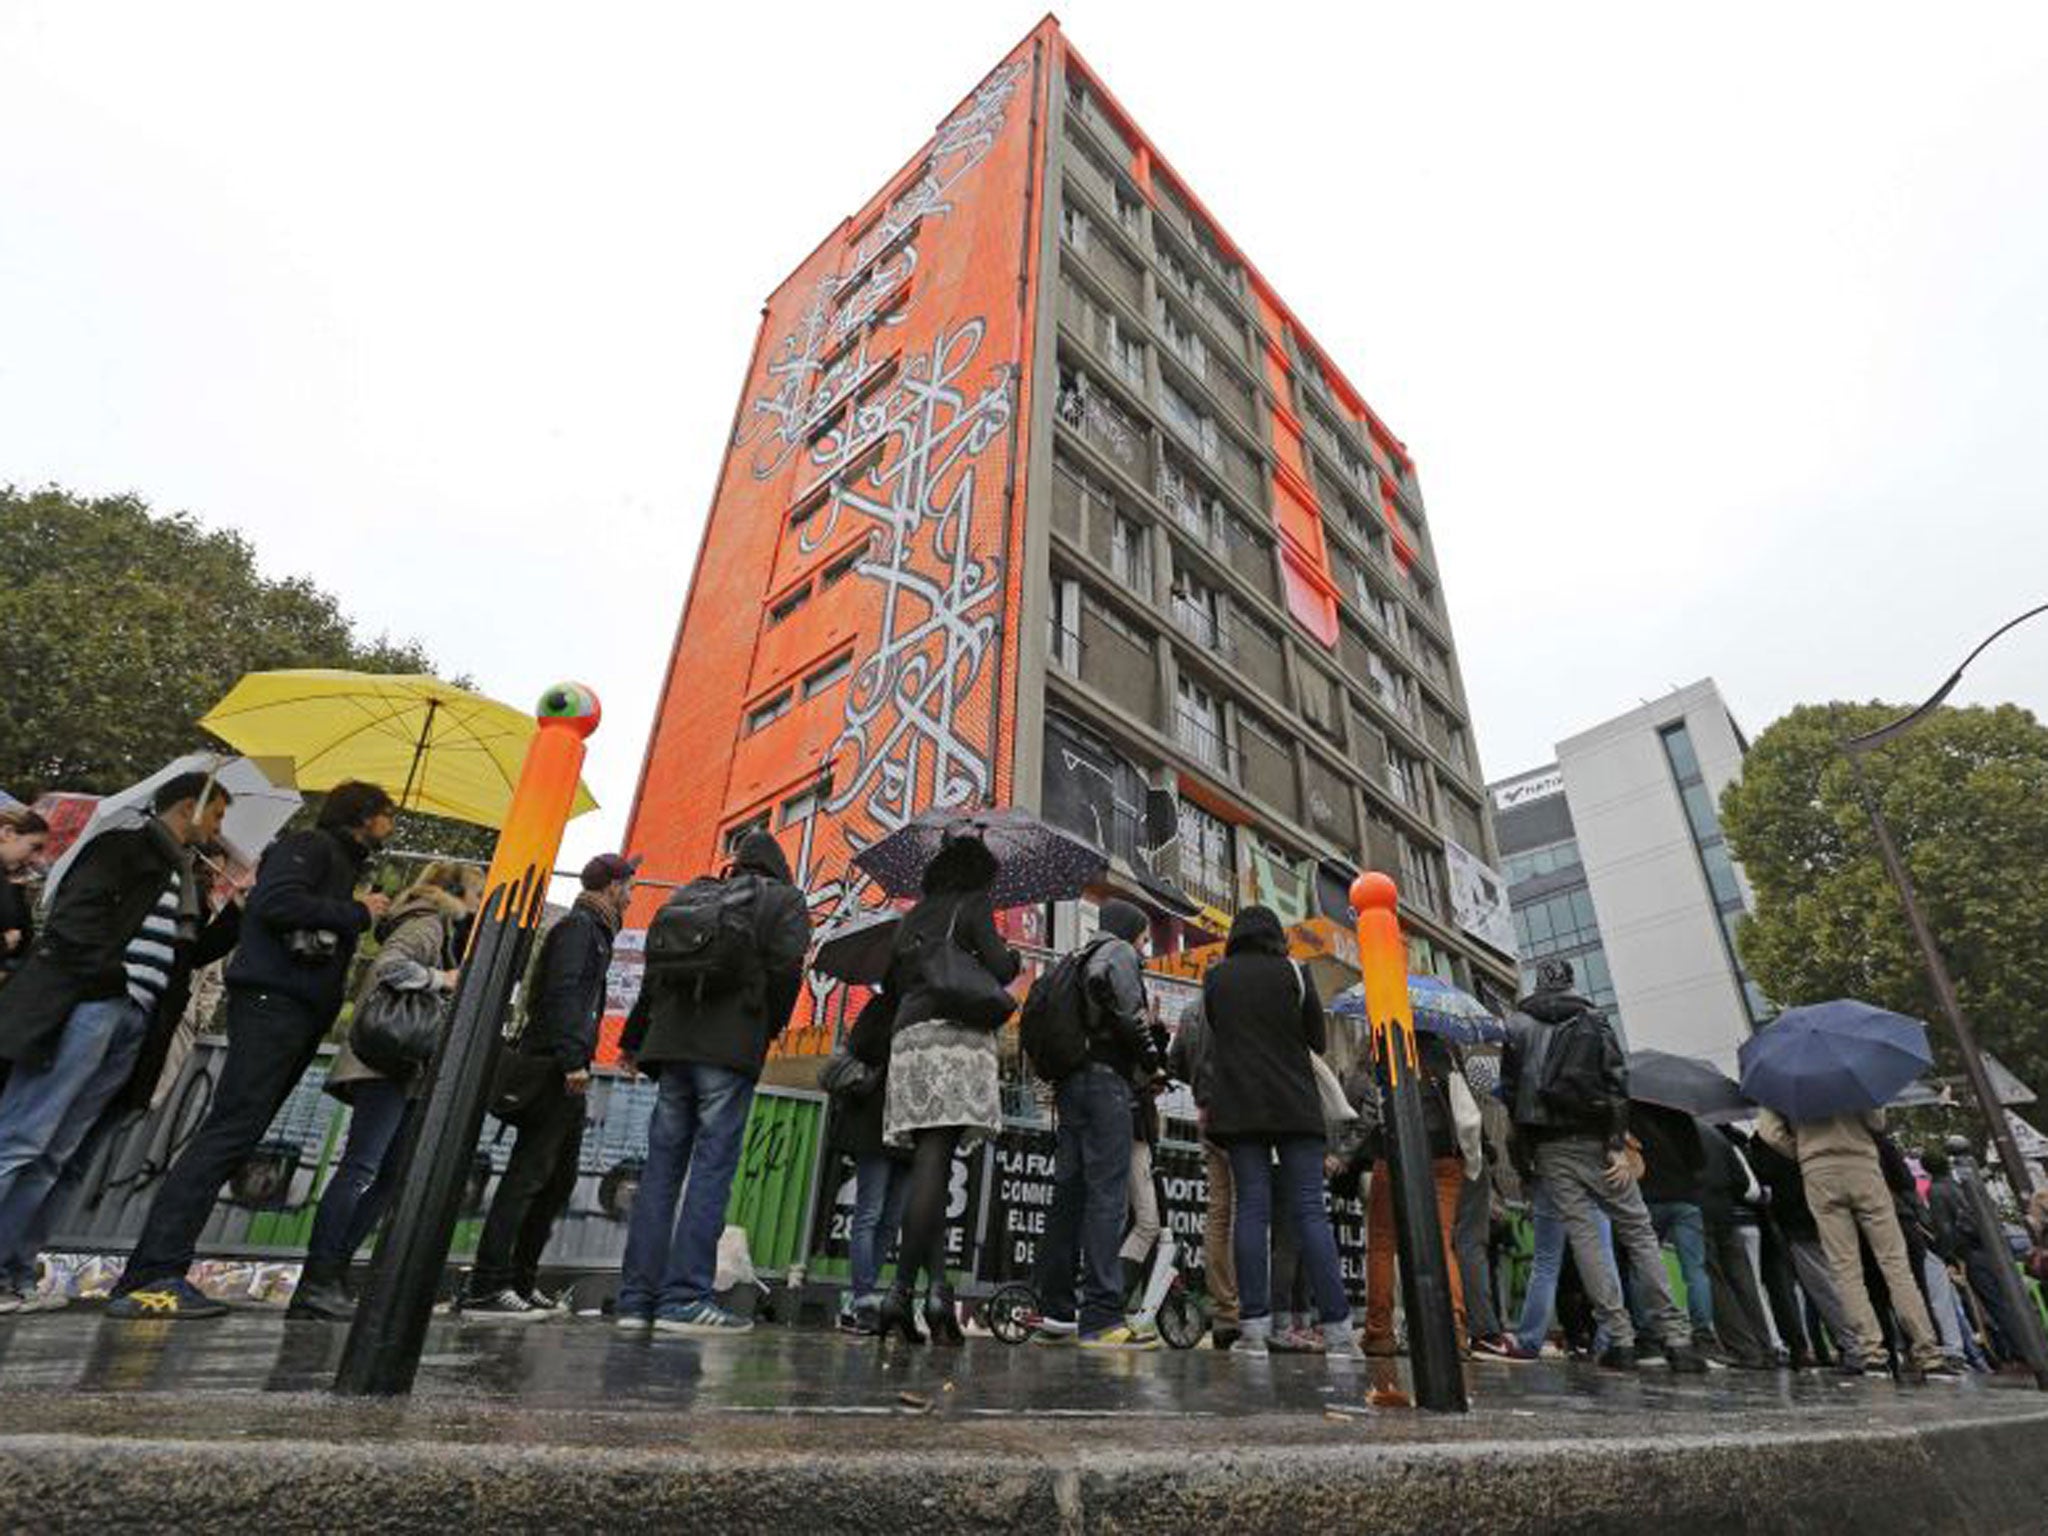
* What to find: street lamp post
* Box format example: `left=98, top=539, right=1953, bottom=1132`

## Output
left=1839, top=601, right=2048, bottom=1202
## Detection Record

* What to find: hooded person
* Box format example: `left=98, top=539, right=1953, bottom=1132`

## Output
left=1032, top=897, right=1161, bottom=1350
left=1198, top=904, right=1359, bottom=1359
left=1499, top=958, right=1706, bottom=1373
left=612, top=830, right=809, bottom=1335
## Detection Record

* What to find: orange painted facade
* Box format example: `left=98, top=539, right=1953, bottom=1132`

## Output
left=624, top=27, right=1055, bottom=1060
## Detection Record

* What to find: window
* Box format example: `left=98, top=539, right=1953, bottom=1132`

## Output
left=1158, top=303, right=1208, bottom=378
left=1681, top=781, right=1720, bottom=843
left=1061, top=202, right=1092, bottom=253
left=1175, top=676, right=1225, bottom=771
left=1104, top=312, right=1145, bottom=388
left=1115, top=187, right=1144, bottom=235
left=722, top=815, right=770, bottom=855
left=779, top=774, right=834, bottom=828
left=801, top=651, right=853, bottom=700
left=1176, top=797, right=1235, bottom=909
left=1169, top=562, right=1220, bottom=648
left=744, top=691, right=792, bottom=735
left=789, top=486, right=830, bottom=534
left=820, top=545, right=865, bottom=589
left=1502, top=838, right=1581, bottom=886
left=1701, top=841, right=1743, bottom=907
left=767, top=584, right=812, bottom=627
left=1159, top=383, right=1219, bottom=462
left=1110, top=511, right=1150, bottom=590
left=1048, top=580, right=1081, bottom=672
left=1661, top=723, right=1702, bottom=782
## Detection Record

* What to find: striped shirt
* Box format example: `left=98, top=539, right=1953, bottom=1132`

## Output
left=124, top=869, right=183, bottom=1013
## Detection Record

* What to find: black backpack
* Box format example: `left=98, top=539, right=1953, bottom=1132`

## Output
left=1020, top=937, right=1111, bottom=1084
left=1535, top=1008, right=1616, bottom=1122
left=645, top=873, right=760, bottom=995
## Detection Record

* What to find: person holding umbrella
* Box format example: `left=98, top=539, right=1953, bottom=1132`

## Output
left=108, top=781, right=395, bottom=1320
left=1744, top=999, right=1959, bottom=1380
left=873, top=833, right=1021, bottom=1346
left=0, top=774, right=236, bottom=1314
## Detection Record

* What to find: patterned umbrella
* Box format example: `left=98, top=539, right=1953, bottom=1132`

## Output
left=851, top=806, right=1107, bottom=909
left=1329, top=976, right=1508, bottom=1046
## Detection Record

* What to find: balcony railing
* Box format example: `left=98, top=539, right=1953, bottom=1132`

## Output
left=1173, top=712, right=1240, bottom=780
left=1169, top=596, right=1235, bottom=659
left=1057, top=385, right=1146, bottom=478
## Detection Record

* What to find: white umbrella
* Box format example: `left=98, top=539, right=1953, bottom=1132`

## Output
left=42, top=753, right=302, bottom=909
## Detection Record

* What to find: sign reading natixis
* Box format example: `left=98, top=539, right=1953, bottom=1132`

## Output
left=1444, top=838, right=1517, bottom=958
left=1492, top=769, right=1564, bottom=811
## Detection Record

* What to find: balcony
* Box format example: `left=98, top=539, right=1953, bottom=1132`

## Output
left=1173, top=711, right=1240, bottom=781
left=1176, top=851, right=1238, bottom=915
left=1169, top=595, right=1235, bottom=660
left=1057, top=384, right=1151, bottom=483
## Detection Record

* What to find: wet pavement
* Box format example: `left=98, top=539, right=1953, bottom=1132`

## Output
left=4, top=1309, right=2048, bottom=1531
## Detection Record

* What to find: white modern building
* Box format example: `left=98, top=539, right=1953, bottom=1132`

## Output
left=1489, top=679, right=1770, bottom=1072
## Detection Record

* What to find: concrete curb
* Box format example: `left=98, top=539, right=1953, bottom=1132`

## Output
left=5, top=1405, right=2048, bottom=1533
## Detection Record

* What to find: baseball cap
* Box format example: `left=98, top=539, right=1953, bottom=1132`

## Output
left=580, top=852, right=642, bottom=890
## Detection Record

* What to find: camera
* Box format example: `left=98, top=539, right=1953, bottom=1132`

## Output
left=283, top=929, right=340, bottom=964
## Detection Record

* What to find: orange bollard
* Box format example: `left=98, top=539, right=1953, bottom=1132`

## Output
left=1351, top=871, right=1468, bottom=1412
left=337, top=684, right=601, bottom=1395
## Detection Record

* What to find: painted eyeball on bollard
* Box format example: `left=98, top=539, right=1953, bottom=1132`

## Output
left=536, top=681, right=602, bottom=737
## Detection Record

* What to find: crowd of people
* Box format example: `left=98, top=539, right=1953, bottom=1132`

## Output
left=0, top=785, right=2042, bottom=1382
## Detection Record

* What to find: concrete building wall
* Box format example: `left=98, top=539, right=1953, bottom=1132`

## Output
left=1555, top=680, right=1756, bottom=1071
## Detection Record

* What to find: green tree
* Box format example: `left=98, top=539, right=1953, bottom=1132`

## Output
left=0, top=483, right=493, bottom=863
left=1721, top=701, right=2048, bottom=1117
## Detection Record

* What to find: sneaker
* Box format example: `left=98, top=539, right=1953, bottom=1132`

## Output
left=1079, top=1325, right=1160, bottom=1351
left=1272, top=1326, right=1325, bottom=1354
left=1497, top=1338, right=1544, bottom=1363
left=1596, top=1344, right=1637, bottom=1371
left=1916, top=1360, right=1965, bottom=1382
left=1633, top=1338, right=1666, bottom=1363
left=105, top=1279, right=227, bottom=1320
left=1471, top=1335, right=1515, bottom=1359
left=653, top=1300, right=753, bottom=1336
left=1322, top=1322, right=1364, bottom=1359
left=1210, top=1326, right=1241, bottom=1352
left=613, top=1310, right=655, bottom=1335
left=1032, top=1314, right=1079, bottom=1345
left=0, top=1288, right=22, bottom=1316
left=285, top=1279, right=356, bottom=1323
left=460, top=1288, right=551, bottom=1322
left=14, top=1289, right=69, bottom=1315
left=1124, top=1319, right=1161, bottom=1346
left=1230, top=1330, right=1270, bottom=1357
left=1665, top=1345, right=1709, bottom=1374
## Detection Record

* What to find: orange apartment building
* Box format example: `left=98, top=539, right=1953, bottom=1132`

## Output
left=623, top=18, right=1515, bottom=1071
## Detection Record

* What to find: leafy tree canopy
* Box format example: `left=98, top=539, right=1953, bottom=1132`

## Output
left=0, top=483, right=493, bottom=864
left=1721, top=700, right=2048, bottom=1117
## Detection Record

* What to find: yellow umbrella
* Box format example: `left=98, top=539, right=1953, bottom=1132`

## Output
left=200, top=670, right=599, bottom=829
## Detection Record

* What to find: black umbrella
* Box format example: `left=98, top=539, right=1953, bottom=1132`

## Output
left=851, top=806, right=1108, bottom=908
left=1627, top=1049, right=1751, bottom=1122
left=811, top=908, right=902, bottom=985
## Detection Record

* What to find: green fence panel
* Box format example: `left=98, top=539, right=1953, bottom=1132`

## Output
left=723, top=1092, right=825, bottom=1274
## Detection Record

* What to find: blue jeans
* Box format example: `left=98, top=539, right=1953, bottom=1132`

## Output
left=1644, top=1200, right=1713, bottom=1336
left=1034, top=1064, right=1134, bottom=1336
left=849, top=1152, right=912, bottom=1301
left=1229, top=1135, right=1351, bottom=1327
left=304, top=1080, right=413, bottom=1274
left=1515, top=1177, right=1615, bottom=1353
left=618, top=1064, right=755, bottom=1318
left=0, top=997, right=149, bottom=1286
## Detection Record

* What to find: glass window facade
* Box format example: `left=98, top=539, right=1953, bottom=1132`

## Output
left=1660, top=722, right=1773, bottom=1026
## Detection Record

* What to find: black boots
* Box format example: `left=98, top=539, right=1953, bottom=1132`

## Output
left=924, top=1285, right=965, bottom=1347
left=877, top=1283, right=921, bottom=1345
left=287, top=1264, right=355, bottom=1323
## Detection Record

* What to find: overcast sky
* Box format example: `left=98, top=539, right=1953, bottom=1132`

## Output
left=4, top=2, right=2044, bottom=881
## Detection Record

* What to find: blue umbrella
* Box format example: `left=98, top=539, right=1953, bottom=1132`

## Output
left=1330, top=977, right=1507, bottom=1047
left=1737, top=999, right=1933, bottom=1120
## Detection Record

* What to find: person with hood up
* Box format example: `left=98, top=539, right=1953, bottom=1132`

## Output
left=1499, top=959, right=1705, bottom=1373
left=876, top=834, right=1021, bottom=1347
left=286, top=859, right=481, bottom=1322
left=1199, top=905, right=1359, bottom=1359
left=616, top=829, right=810, bottom=1335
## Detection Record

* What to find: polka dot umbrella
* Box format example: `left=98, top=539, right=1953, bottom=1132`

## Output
left=851, top=806, right=1109, bottom=910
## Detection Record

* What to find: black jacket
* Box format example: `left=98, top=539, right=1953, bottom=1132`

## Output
left=1697, top=1123, right=1755, bottom=1228
left=886, top=888, right=1021, bottom=1031
left=1746, top=1135, right=1818, bottom=1242
left=1200, top=911, right=1327, bottom=1144
left=829, top=986, right=902, bottom=1162
left=521, top=898, right=616, bottom=1074
left=1926, top=1175, right=1979, bottom=1262
left=0, top=877, right=34, bottom=978
left=1634, top=1104, right=1706, bottom=1205
left=621, top=832, right=811, bottom=1079
left=116, top=901, right=241, bottom=1115
left=225, top=828, right=374, bottom=1020
left=1501, top=988, right=1629, bottom=1146
left=0, top=822, right=185, bottom=1069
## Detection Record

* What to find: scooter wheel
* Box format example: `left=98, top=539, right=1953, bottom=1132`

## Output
left=981, top=1282, right=1039, bottom=1345
left=1158, top=1289, right=1205, bottom=1350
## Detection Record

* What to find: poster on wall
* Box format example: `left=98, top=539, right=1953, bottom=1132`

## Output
left=1444, top=838, right=1517, bottom=958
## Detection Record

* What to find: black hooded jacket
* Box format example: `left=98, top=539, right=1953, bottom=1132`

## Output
left=621, top=831, right=811, bottom=1079
left=1501, top=987, right=1629, bottom=1146
left=1199, top=906, right=1327, bottom=1144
